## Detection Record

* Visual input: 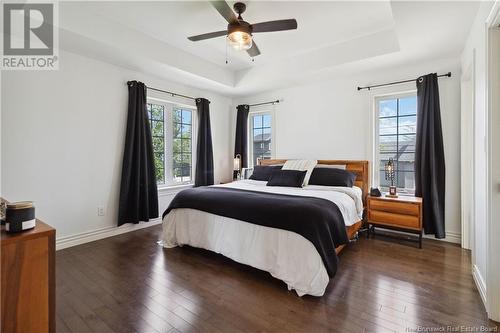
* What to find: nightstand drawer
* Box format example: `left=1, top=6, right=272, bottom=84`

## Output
left=369, top=199, right=419, bottom=216
left=368, top=210, right=421, bottom=229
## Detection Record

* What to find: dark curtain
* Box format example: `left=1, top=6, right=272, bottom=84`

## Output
left=118, top=81, right=158, bottom=226
left=234, top=104, right=250, bottom=177
left=415, top=73, right=446, bottom=238
left=194, top=98, right=214, bottom=187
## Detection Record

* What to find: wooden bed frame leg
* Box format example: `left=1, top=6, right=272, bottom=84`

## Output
left=349, top=232, right=360, bottom=243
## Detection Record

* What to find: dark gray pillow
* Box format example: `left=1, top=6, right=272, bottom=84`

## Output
left=308, top=168, right=357, bottom=187
left=267, top=170, right=307, bottom=187
left=249, top=165, right=282, bottom=181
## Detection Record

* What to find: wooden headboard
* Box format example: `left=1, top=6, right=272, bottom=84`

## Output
left=258, top=159, right=370, bottom=205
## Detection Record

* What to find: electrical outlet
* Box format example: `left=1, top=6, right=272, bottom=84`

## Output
left=97, top=206, right=105, bottom=216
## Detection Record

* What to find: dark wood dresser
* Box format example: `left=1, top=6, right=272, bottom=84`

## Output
left=1, top=205, right=55, bottom=333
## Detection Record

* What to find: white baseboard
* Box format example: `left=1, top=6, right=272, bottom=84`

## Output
left=423, top=231, right=461, bottom=244
left=444, top=231, right=461, bottom=244
left=384, top=229, right=461, bottom=244
left=472, top=264, right=488, bottom=308
left=56, top=218, right=162, bottom=251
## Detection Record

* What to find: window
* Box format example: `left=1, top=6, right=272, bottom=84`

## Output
left=250, top=112, right=272, bottom=166
left=172, top=108, right=192, bottom=183
left=147, top=101, right=194, bottom=186
left=147, top=103, right=165, bottom=184
left=375, top=94, right=417, bottom=194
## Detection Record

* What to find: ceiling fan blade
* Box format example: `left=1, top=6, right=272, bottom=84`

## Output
left=210, top=1, right=238, bottom=24
left=188, top=30, right=227, bottom=41
left=247, top=41, right=261, bottom=57
left=251, top=19, right=298, bottom=33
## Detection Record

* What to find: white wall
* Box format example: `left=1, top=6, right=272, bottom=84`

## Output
left=1, top=50, right=233, bottom=247
left=234, top=57, right=462, bottom=244
left=461, top=0, right=499, bottom=321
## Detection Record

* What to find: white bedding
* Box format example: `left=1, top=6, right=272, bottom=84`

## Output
left=162, top=180, right=363, bottom=297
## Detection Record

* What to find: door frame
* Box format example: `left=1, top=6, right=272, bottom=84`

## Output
left=486, top=0, right=500, bottom=322
left=460, top=58, right=475, bottom=251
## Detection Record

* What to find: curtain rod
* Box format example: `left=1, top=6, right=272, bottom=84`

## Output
left=357, top=72, right=452, bottom=91
left=249, top=100, right=280, bottom=107
left=147, top=86, right=196, bottom=101
left=127, top=81, right=196, bottom=101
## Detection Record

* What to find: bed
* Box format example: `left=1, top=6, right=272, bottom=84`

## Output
left=161, top=159, right=369, bottom=296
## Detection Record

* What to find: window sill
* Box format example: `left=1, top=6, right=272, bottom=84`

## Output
left=157, top=183, right=193, bottom=195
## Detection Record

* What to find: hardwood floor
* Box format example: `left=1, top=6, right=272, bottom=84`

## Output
left=56, top=225, right=497, bottom=333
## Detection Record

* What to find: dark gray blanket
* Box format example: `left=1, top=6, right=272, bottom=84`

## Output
left=162, top=187, right=349, bottom=277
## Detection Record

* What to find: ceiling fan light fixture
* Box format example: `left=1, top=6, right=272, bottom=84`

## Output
left=228, top=30, right=252, bottom=51
left=187, top=1, right=298, bottom=58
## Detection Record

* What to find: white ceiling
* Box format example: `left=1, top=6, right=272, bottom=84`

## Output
left=58, top=1, right=480, bottom=96
left=76, top=1, right=395, bottom=70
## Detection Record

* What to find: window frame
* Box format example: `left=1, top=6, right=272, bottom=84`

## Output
left=147, top=97, right=196, bottom=189
left=373, top=91, right=417, bottom=195
left=248, top=108, right=276, bottom=168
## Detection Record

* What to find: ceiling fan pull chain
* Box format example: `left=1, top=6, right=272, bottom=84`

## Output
left=225, top=36, right=229, bottom=64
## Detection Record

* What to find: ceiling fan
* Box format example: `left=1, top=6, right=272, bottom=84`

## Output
left=187, top=1, right=298, bottom=58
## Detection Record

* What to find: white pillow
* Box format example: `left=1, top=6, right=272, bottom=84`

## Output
left=315, top=164, right=346, bottom=170
left=282, top=159, right=318, bottom=186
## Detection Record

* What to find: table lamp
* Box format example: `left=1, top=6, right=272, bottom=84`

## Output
left=385, top=158, right=398, bottom=198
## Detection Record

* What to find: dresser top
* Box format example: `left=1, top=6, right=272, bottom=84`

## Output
left=1, top=220, right=55, bottom=244
left=368, top=194, right=422, bottom=204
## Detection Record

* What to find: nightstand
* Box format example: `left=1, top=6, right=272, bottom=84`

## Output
left=367, top=195, right=423, bottom=248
